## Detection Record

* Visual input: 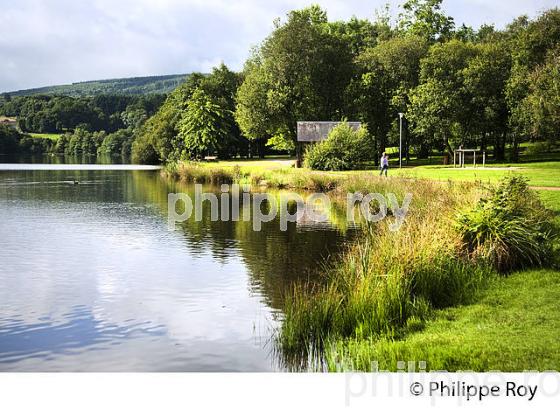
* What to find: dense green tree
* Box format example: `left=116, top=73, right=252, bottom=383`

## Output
left=235, top=60, right=273, bottom=154
left=199, top=64, right=245, bottom=158
left=177, top=88, right=228, bottom=159
left=131, top=73, right=205, bottom=163
left=98, top=128, right=135, bottom=157
left=463, top=41, right=511, bottom=159
left=235, top=6, right=354, bottom=151
left=506, top=8, right=560, bottom=159
left=517, top=47, right=560, bottom=145
left=407, top=40, right=477, bottom=160
left=398, top=0, right=455, bottom=42
left=353, top=35, right=428, bottom=160
left=0, top=124, right=21, bottom=154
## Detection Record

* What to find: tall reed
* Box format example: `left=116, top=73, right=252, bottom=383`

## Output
left=278, top=178, right=490, bottom=359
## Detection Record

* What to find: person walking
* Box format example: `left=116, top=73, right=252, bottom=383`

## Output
left=379, top=152, right=389, bottom=177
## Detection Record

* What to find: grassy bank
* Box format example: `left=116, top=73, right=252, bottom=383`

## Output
left=164, top=161, right=346, bottom=191
left=275, top=176, right=557, bottom=371
left=165, top=158, right=560, bottom=189
left=278, top=177, right=488, bottom=367
left=327, top=269, right=560, bottom=371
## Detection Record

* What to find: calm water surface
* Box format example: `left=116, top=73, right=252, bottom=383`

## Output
left=0, top=164, right=355, bottom=371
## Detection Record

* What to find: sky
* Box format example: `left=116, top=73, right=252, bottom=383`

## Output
left=0, top=0, right=558, bottom=93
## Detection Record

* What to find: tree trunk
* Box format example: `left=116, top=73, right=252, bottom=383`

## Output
left=494, top=133, right=505, bottom=161
left=510, top=134, right=520, bottom=163
left=258, top=139, right=265, bottom=159
left=373, top=137, right=379, bottom=166
left=417, top=143, right=430, bottom=159
left=444, top=136, right=453, bottom=164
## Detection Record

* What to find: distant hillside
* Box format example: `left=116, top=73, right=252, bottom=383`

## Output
left=6, top=74, right=189, bottom=97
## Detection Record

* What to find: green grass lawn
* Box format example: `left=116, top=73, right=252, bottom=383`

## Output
left=388, top=162, right=560, bottom=188
left=28, top=133, right=61, bottom=140
left=538, top=190, right=560, bottom=212
left=190, top=157, right=560, bottom=188
left=329, top=269, right=560, bottom=371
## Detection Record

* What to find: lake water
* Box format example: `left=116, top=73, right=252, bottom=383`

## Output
left=0, top=164, right=355, bottom=371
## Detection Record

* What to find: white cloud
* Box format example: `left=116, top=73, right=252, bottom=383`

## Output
left=0, top=0, right=557, bottom=92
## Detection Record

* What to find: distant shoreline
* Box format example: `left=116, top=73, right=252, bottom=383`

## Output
left=0, top=164, right=161, bottom=171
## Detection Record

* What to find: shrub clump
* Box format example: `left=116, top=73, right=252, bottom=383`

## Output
left=456, top=176, right=557, bottom=273
left=304, top=122, right=371, bottom=171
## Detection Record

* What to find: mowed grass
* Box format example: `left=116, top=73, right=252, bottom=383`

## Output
left=538, top=190, right=560, bottom=212
left=537, top=190, right=560, bottom=227
left=388, top=162, right=560, bottom=188
left=28, top=133, right=61, bottom=141
left=328, top=269, right=560, bottom=372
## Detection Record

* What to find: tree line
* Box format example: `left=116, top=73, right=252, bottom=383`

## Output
left=0, top=123, right=139, bottom=158
left=0, top=93, right=167, bottom=157
left=132, top=0, right=560, bottom=165
left=0, top=94, right=165, bottom=134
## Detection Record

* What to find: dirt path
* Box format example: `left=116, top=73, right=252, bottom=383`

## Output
left=529, top=186, right=560, bottom=191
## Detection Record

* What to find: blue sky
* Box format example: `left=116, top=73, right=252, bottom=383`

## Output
left=0, top=0, right=558, bottom=92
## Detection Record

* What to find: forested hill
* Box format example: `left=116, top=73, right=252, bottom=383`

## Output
left=6, top=74, right=189, bottom=97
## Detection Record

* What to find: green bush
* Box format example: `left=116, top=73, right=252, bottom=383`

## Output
left=524, top=141, right=558, bottom=156
left=18, top=135, right=53, bottom=154
left=0, top=125, right=53, bottom=155
left=304, top=122, right=371, bottom=171
left=98, top=129, right=134, bottom=157
left=456, top=176, right=557, bottom=273
left=131, top=132, right=160, bottom=164
left=0, top=124, right=22, bottom=154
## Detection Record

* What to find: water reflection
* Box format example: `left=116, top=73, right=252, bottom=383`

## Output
left=0, top=167, right=356, bottom=371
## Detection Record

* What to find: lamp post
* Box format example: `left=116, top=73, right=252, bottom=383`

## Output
left=398, top=113, right=404, bottom=169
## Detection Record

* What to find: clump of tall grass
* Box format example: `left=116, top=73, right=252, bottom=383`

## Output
left=279, top=179, right=490, bottom=357
left=166, top=160, right=347, bottom=191
left=456, top=176, right=557, bottom=273
left=167, top=162, right=237, bottom=184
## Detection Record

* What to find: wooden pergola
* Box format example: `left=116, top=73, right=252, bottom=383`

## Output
left=453, top=148, right=486, bottom=168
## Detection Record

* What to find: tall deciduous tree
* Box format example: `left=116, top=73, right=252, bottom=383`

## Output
left=407, top=40, right=476, bottom=160
left=132, top=73, right=205, bottom=163
left=519, top=47, right=560, bottom=145
left=235, top=6, right=354, bottom=150
left=353, top=35, right=428, bottom=160
left=506, top=8, right=560, bottom=159
left=178, top=88, right=228, bottom=159
left=398, top=0, right=455, bottom=42
left=463, top=41, right=511, bottom=159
